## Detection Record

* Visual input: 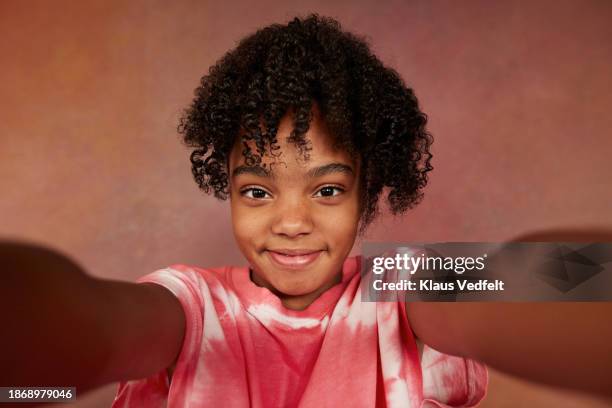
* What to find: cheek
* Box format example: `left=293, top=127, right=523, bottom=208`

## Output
left=315, top=203, right=360, bottom=247
left=331, top=211, right=359, bottom=237
left=231, top=203, right=268, bottom=249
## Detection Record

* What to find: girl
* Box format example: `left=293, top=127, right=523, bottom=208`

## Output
left=3, top=13, right=612, bottom=408
left=109, top=99, right=488, bottom=407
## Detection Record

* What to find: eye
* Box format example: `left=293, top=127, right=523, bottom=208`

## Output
left=314, top=186, right=344, bottom=198
left=240, top=187, right=271, bottom=199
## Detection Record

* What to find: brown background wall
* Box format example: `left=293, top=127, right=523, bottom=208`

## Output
left=1, top=0, right=611, bottom=406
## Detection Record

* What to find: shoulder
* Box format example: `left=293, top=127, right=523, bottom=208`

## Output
left=139, top=263, right=233, bottom=288
left=166, top=263, right=231, bottom=280
left=135, top=263, right=244, bottom=311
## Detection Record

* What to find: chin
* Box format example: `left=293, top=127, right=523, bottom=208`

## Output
left=270, top=277, right=317, bottom=297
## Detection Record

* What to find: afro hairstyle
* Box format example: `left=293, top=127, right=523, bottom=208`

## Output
left=178, top=13, right=433, bottom=235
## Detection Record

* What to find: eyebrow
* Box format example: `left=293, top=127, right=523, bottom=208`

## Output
left=231, top=162, right=354, bottom=180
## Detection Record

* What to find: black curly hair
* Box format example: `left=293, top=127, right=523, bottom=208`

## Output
left=178, top=13, right=433, bottom=236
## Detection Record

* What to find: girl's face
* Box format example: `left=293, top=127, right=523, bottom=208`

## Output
left=229, top=106, right=361, bottom=310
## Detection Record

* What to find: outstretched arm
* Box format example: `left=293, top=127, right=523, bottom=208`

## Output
left=406, top=228, right=612, bottom=399
left=1, top=241, right=185, bottom=395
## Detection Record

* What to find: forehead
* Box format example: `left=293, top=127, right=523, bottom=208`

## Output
left=229, top=106, right=357, bottom=176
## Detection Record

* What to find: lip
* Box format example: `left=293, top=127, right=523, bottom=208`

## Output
left=266, top=249, right=323, bottom=269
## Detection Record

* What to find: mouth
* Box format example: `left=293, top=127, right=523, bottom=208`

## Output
left=266, top=249, right=323, bottom=269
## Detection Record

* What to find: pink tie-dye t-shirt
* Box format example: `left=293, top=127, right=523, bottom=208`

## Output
left=112, top=255, right=487, bottom=408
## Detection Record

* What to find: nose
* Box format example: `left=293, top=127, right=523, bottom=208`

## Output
left=271, top=196, right=314, bottom=238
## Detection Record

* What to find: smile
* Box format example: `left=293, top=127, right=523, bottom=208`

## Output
left=266, top=250, right=322, bottom=269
